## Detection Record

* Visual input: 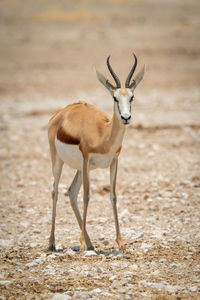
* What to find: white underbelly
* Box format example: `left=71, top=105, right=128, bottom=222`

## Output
left=55, top=138, right=82, bottom=170
left=55, top=138, right=113, bottom=170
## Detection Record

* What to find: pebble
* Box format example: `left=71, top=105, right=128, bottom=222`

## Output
left=140, top=280, right=182, bottom=294
left=64, top=249, right=76, bottom=256
left=0, top=280, right=12, bottom=286
left=91, top=288, right=102, bottom=294
left=121, top=278, right=132, bottom=285
left=44, top=265, right=56, bottom=275
left=140, top=243, right=153, bottom=252
left=130, top=264, right=138, bottom=271
left=84, top=250, right=97, bottom=256
left=189, top=286, right=198, bottom=293
left=111, top=280, right=120, bottom=289
left=96, top=267, right=103, bottom=273
left=109, top=275, right=118, bottom=281
left=52, top=294, right=72, bottom=300
left=170, top=263, right=179, bottom=268
left=25, top=254, right=46, bottom=268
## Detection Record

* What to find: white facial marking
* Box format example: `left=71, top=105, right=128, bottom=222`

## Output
left=114, top=89, right=133, bottom=124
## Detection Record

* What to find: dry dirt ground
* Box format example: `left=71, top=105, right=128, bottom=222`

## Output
left=0, top=0, right=200, bottom=299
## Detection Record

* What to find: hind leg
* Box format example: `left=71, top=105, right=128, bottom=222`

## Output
left=68, top=170, right=94, bottom=250
left=48, top=155, right=63, bottom=251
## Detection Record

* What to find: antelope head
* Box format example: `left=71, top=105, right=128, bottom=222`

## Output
left=96, top=54, right=145, bottom=125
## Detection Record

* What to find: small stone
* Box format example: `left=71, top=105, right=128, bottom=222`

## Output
left=101, top=292, right=112, bottom=297
left=0, top=280, right=12, bottom=286
left=84, top=250, right=97, bottom=256
left=165, top=285, right=180, bottom=294
left=44, top=265, right=56, bottom=275
left=52, top=294, right=72, bottom=300
left=96, top=267, right=103, bottom=273
left=13, top=262, right=22, bottom=266
left=91, top=288, right=102, bottom=294
left=109, top=275, right=118, bottom=281
left=140, top=243, right=153, bottom=252
left=121, top=278, right=131, bottom=285
left=189, top=286, right=198, bottom=293
left=170, top=263, right=179, bottom=268
left=130, top=264, right=138, bottom=271
left=29, top=242, right=37, bottom=248
left=64, top=249, right=76, bottom=256
left=111, top=280, right=120, bottom=289
left=25, top=254, right=46, bottom=268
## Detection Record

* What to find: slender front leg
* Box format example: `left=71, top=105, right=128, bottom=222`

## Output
left=81, top=155, right=90, bottom=250
left=110, top=158, right=125, bottom=251
left=49, top=156, right=63, bottom=251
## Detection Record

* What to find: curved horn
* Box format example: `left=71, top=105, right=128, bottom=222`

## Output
left=125, top=53, right=138, bottom=88
left=107, top=56, right=121, bottom=88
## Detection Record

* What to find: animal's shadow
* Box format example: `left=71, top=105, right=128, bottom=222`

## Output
left=47, top=246, right=123, bottom=256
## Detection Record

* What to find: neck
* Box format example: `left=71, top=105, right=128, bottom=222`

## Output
left=107, top=106, right=125, bottom=152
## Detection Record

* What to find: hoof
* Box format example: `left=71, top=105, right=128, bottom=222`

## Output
left=80, top=244, right=95, bottom=251
left=119, top=244, right=125, bottom=252
left=48, top=243, right=56, bottom=252
left=87, top=245, right=95, bottom=251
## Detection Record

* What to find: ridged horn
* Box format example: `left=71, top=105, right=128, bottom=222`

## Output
left=107, top=56, right=121, bottom=88
left=125, top=53, right=137, bottom=88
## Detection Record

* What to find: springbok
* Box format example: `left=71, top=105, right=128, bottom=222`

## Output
left=48, top=54, right=145, bottom=251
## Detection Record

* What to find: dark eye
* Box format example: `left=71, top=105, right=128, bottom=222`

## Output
left=130, top=96, right=134, bottom=102
left=113, top=97, right=119, bottom=102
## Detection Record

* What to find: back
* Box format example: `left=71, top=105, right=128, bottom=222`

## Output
left=49, top=102, right=111, bottom=150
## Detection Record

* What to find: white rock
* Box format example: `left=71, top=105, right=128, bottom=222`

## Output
left=140, top=243, right=153, bottom=252
left=139, top=280, right=163, bottom=291
left=119, top=209, right=131, bottom=219
left=121, top=278, right=131, bottom=285
left=140, top=280, right=182, bottom=294
left=96, top=267, right=103, bottom=273
left=29, top=242, right=38, bottom=248
left=20, top=221, right=29, bottom=228
left=101, top=292, right=112, bottom=297
left=0, top=280, right=12, bottom=285
left=130, top=264, right=138, bottom=271
left=26, top=253, right=46, bottom=268
left=165, top=285, right=180, bottom=294
left=52, top=294, right=72, bottom=300
left=0, top=239, right=13, bottom=249
left=91, top=288, right=102, bottom=294
left=170, top=263, right=179, bottom=268
left=64, top=249, right=76, bottom=256
left=44, top=265, right=56, bottom=275
left=84, top=250, right=97, bottom=256
left=111, top=280, right=120, bottom=289
left=109, top=275, right=118, bottom=281
left=189, top=286, right=198, bottom=293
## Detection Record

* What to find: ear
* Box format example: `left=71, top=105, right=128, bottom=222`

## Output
left=130, top=64, right=145, bottom=90
left=95, top=68, right=115, bottom=93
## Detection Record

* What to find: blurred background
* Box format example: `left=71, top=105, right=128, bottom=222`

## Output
left=0, top=0, right=199, bottom=98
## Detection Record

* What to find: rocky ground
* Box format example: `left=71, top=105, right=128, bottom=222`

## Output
left=0, top=0, right=200, bottom=299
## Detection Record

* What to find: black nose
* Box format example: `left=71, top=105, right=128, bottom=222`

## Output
left=121, top=115, right=131, bottom=122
